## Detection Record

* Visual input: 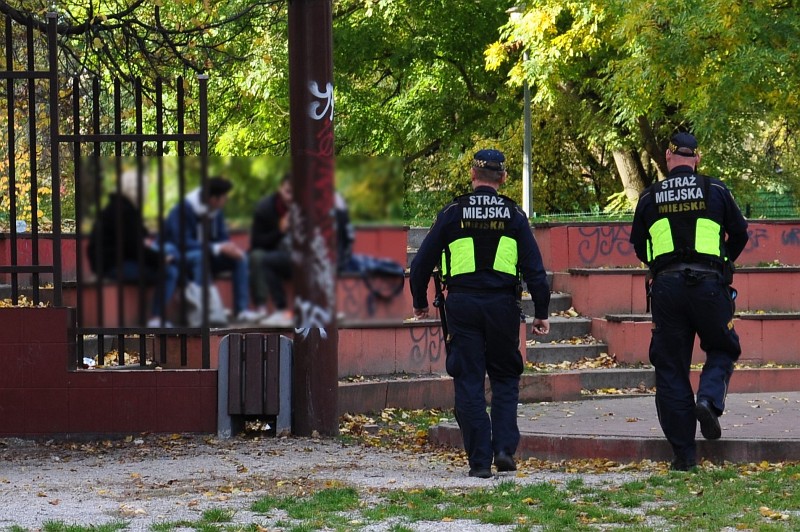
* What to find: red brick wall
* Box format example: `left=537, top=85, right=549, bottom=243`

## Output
left=535, top=221, right=800, bottom=271
left=0, top=307, right=217, bottom=437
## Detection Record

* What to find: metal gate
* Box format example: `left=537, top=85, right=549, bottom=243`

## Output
left=1, top=12, right=212, bottom=368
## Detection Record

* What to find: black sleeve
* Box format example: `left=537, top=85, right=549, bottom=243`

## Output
left=409, top=205, right=453, bottom=310
left=721, top=187, right=749, bottom=262
left=250, top=195, right=284, bottom=251
left=629, top=190, right=652, bottom=265
left=516, top=214, right=551, bottom=319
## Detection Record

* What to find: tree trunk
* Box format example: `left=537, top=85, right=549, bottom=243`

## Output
left=637, top=116, right=667, bottom=183
left=612, top=148, right=648, bottom=207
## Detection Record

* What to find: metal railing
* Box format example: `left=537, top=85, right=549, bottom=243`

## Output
left=0, top=12, right=212, bottom=368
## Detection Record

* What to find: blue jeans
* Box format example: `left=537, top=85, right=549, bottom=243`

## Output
left=184, top=249, right=250, bottom=315
left=107, top=260, right=179, bottom=319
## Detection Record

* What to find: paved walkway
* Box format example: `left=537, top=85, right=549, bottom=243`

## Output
left=430, top=392, right=800, bottom=464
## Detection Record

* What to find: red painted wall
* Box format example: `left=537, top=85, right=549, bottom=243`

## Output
left=535, top=221, right=800, bottom=271
left=0, top=307, right=216, bottom=438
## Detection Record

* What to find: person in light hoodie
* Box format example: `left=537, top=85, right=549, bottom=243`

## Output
left=164, top=176, right=262, bottom=323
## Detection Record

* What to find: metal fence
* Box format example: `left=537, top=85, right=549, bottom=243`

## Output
left=1, top=12, right=212, bottom=368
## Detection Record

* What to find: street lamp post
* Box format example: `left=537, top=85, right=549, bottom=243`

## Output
left=522, top=54, right=532, bottom=218
left=507, top=6, right=533, bottom=219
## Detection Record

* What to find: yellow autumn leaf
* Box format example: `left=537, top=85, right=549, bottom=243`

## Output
left=485, top=42, right=508, bottom=71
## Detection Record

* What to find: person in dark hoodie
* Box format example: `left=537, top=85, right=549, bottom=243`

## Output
left=87, top=169, right=179, bottom=327
left=249, top=173, right=293, bottom=327
left=164, top=176, right=262, bottom=323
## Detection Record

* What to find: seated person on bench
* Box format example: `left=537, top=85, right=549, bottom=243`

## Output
left=164, top=176, right=262, bottom=324
left=87, top=169, right=179, bottom=327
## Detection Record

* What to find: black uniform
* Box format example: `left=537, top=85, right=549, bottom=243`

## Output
left=410, top=186, right=550, bottom=473
left=630, top=165, right=748, bottom=466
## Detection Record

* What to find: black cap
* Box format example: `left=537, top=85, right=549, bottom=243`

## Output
left=669, top=132, right=698, bottom=156
left=472, top=149, right=506, bottom=171
left=207, top=176, right=233, bottom=197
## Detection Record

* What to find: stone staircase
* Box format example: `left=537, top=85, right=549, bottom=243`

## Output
left=358, top=223, right=800, bottom=419
left=338, top=227, right=654, bottom=414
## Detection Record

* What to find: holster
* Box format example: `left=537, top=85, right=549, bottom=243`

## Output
left=722, top=260, right=735, bottom=285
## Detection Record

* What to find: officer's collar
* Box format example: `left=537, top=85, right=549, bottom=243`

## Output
left=668, top=165, right=696, bottom=176
left=473, top=185, right=499, bottom=194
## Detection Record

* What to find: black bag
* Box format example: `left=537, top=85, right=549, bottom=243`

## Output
left=343, top=254, right=406, bottom=315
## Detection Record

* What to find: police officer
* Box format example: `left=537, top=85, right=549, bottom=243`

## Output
left=409, top=149, right=551, bottom=478
left=630, top=132, right=749, bottom=471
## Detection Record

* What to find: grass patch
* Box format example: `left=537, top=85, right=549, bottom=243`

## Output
left=251, top=486, right=361, bottom=529
left=146, top=508, right=237, bottom=531
left=41, top=522, right=128, bottom=532
left=200, top=509, right=234, bottom=524
left=362, top=481, right=642, bottom=530
left=15, top=464, right=800, bottom=531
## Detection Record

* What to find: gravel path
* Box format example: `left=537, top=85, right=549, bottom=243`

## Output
left=0, top=434, right=646, bottom=531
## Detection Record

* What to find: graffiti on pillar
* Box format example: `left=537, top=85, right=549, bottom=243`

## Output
left=576, top=225, right=635, bottom=264
left=308, top=81, right=334, bottom=121
left=409, top=324, right=444, bottom=365
left=293, top=79, right=336, bottom=340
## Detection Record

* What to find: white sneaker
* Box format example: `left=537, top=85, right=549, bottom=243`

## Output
left=146, top=317, right=174, bottom=328
left=235, top=309, right=266, bottom=323
left=260, top=310, right=294, bottom=328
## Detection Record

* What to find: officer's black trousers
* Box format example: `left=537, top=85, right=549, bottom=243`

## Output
left=445, top=291, right=524, bottom=470
left=649, top=271, right=741, bottom=462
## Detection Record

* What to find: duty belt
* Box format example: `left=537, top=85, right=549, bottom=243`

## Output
left=446, top=285, right=517, bottom=295
left=657, top=262, right=721, bottom=275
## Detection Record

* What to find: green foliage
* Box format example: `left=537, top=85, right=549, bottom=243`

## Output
left=337, top=156, right=405, bottom=222
left=489, top=0, right=800, bottom=206
left=9, top=0, right=800, bottom=226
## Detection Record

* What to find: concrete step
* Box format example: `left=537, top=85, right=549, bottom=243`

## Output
left=526, top=341, right=608, bottom=364
left=555, top=266, right=800, bottom=315
left=599, top=311, right=800, bottom=366
left=521, top=291, right=571, bottom=315
left=339, top=366, right=800, bottom=416
left=407, top=227, right=430, bottom=250
left=526, top=315, right=592, bottom=342
left=429, top=392, right=800, bottom=464
left=0, top=284, right=55, bottom=303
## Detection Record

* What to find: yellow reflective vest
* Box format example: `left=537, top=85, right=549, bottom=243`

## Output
left=441, top=193, right=519, bottom=282
left=646, top=173, right=726, bottom=268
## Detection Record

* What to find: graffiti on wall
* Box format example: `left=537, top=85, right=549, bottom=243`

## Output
left=408, top=323, right=445, bottom=366
left=569, top=223, right=800, bottom=266
left=576, top=225, right=635, bottom=265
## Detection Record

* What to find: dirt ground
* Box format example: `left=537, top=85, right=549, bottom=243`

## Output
left=0, top=433, right=647, bottom=531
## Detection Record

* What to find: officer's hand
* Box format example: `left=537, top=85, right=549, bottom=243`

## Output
left=413, top=307, right=430, bottom=320
left=531, top=318, right=549, bottom=336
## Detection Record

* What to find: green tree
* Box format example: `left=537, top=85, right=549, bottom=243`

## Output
left=488, top=0, right=800, bottom=208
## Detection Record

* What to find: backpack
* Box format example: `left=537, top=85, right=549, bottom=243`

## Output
left=343, top=254, right=406, bottom=316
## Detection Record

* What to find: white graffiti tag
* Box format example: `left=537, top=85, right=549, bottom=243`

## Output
left=308, top=81, right=334, bottom=121
left=294, top=298, right=330, bottom=340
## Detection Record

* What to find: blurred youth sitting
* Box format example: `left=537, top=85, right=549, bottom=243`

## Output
left=87, top=169, right=179, bottom=327
left=335, top=191, right=356, bottom=273
left=164, top=176, right=262, bottom=324
left=249, top=173, right=293, bottom=327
